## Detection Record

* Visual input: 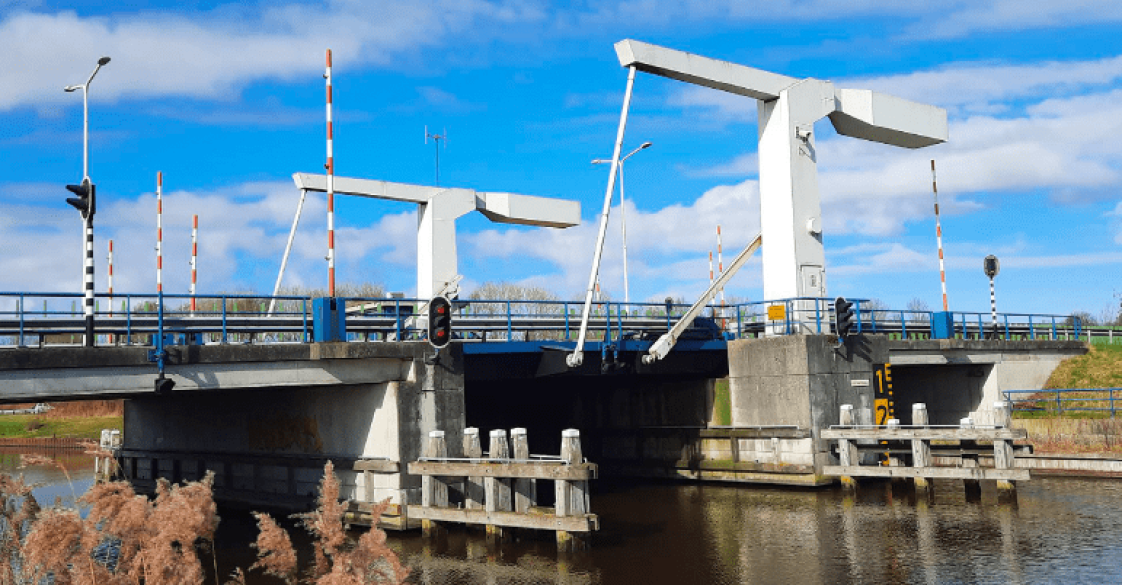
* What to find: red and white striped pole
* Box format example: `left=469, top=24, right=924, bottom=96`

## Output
left=107, top=239, right=114, bottom=343
left=931, top=160, right=948, bottom=311
left=190, top=214, right=198, bottom=313
left=717, top=225, right=725, bottom=307
left=325, top=49, right=336, bottom=297
left=708, top=250, right=714, bottom=311
left=107, top=239, right=113, bottom=315
left=156, top=171, right=163, bottom=294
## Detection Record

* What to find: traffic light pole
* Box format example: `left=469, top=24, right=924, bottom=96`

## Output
left=83, top=212, right=95, bottom=346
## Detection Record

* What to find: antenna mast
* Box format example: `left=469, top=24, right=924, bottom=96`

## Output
left=425, top=126, right=447, bottom=186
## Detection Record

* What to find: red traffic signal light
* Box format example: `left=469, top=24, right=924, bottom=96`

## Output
left=427, top=296, right=453, bottom=349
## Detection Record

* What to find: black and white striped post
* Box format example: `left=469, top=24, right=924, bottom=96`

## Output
left=984, top=255, right=1000, bottom=340
left=65, top=179, right=96, bottom=347
left=83, top=208, right=95, bottom=345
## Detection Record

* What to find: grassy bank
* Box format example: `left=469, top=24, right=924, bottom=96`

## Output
left=1009, top=344, right=1122, bottom=453
left=1045, top=344, right=1122, bottom=389
left=0, top=414, right=122, bottom=440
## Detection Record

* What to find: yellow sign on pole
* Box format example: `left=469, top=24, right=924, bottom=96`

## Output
left=767, top=304, right=786, bottom=321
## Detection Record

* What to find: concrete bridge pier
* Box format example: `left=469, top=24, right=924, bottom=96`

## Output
left=723, top=335, right=1086, bottom=486
left=117, top=342, right=466, bottom=515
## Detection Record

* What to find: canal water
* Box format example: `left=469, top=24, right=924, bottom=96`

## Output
left=6, top=452, right=1122, bottom=584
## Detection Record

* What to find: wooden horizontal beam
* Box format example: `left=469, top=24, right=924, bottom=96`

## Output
left=823, top=465, right=1030, bottom=481
left=699, top=428, right=811, bottom=440
left=821, top=428, right=1026, bottom=441
left=407, top=461, right=597, bottom=480
left=406, top=506, right=599, bottom=532
left=353, top=459, right=399, bottom=473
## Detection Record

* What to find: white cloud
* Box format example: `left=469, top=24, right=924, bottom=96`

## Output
left=913, top=0, right=1122, bottom=38
left=464, top=179, right=760, bottom=300
left=0, top=2, right=532, bottom=112
left=13, top=1, right=1122, bottom=116
left=846, top=54, right=1122, bottom=116
left=0, top=180, right=418, bottom=295
left=677, top=74, right=1122, bottom=237
left=1109, top=202, right=1122, bottom=245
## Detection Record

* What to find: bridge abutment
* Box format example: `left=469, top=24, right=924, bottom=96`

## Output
left=118, top=342, right=465, bottom=511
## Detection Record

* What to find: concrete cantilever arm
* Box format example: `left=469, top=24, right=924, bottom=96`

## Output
left=293, top=172, right=444, bottom=203
left=614, top=39, right=948, bottom=149
left=476, top=192, right=579, bottom=228
left=830, top=89, right=947, bottom=149
left=615, top=39, right=795, bottom=100
left=292, top=173, right=580, bottom=227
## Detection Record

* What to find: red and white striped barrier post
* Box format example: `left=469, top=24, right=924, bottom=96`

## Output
left=931, top=160, right=948, bottom=311
left=325, top=49, right=336, bottom=297
left=708, top=250, right=714, bottom=313
left=156, top=171, right=163, bottom=294
left=107, top=239, right=114, bottom=344
left=717, top=224, right=725, bottom=306
left=190, top=214, right=198, bottom=313
left=107, top=239, right=114, bottom=313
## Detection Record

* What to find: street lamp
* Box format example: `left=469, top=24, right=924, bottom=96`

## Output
left=592, top=141, right=651, bottom=308
left=64, top=56, right=110, bottom=347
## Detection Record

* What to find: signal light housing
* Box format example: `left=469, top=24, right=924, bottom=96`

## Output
left=835, top=296, right=856, bottom=338
left=427, top=295, right=453, bottom=349
left=66, top=179, right=95, bottom=219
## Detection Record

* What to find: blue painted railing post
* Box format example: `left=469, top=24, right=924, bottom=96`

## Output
left=506, top=301, right=513, bottom=340
left=17, top=294, right=25, bottom=348
left=1004, top=315, right=1010, bottom=340
left=564, top=302, right=570, bottom=341
left=814, top=300, right=822, bottom=334
left=302, top=299, right=309, bottom=343
left=737, top=305, right=743, bottom=340
left=901, top=311, right=907, bottom=339
left=221, top=295, right=228, bottom=343
left=1029, top=315, right=1035, bottom=340
left=155, top=290, right=166, bottom=371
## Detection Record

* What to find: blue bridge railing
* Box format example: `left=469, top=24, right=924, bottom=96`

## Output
left=0, top=291, right=1087, bottom=349
left=1003, top=388, right=1122, bottom=417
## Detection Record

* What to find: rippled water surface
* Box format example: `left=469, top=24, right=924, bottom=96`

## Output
left=384, top=478, right=1122, bottom=585
left=9, top=452, right=1122, bottom=584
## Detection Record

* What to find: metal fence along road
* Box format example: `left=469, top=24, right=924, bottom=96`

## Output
left=0, top=291, right=1086, bottom=349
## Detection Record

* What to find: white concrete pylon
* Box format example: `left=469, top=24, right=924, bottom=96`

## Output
left=292, top=173, right=580, bottom=300
left=614, top=40, right=948, bottom=330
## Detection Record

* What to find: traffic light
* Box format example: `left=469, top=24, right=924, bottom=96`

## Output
left=427, top=295, right=453, bottom=349
left=835, top=296, right=856, bottom=338
left=66, top=179, right=95, bottom=219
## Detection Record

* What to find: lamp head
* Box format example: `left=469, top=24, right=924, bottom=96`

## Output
left=97, top=57, right=111, bottom=66
left=591, top=159, right=608, bottom=164
left=639, top=141, right=652, bottom=149
left=64, top=85, right=81, bottom=92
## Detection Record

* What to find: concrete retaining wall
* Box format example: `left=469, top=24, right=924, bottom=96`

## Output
left=122, top=342, right=466, bottom=508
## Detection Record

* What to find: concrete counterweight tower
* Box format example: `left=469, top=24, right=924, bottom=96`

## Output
left=614, top=40, right=948, bottom=331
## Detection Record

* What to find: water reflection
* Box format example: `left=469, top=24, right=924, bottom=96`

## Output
left=0, top=447, right=95, bottom=509
left=379, top=478, right=1122, bottom=585
left=7, top=454, right=1122, bottom=585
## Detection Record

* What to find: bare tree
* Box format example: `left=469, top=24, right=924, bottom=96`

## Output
left=907, top=297, right=931, bottom=324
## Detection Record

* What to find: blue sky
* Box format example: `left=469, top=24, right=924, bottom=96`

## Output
left=2, top=1, right=1122, bottom=320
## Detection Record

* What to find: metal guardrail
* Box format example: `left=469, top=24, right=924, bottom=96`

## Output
left=0, top=291, right=1086, bottom=349
left=1003, top=388, right=1122, bottom=417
